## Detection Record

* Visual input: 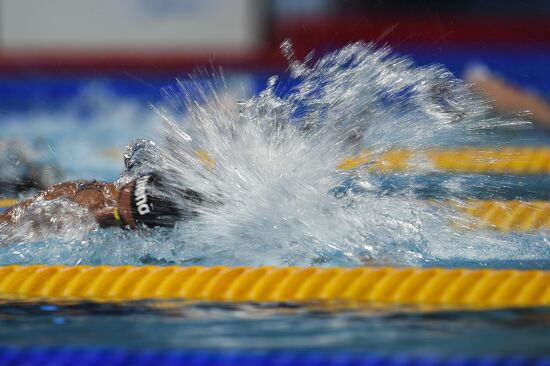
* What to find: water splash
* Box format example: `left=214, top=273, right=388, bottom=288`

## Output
left=148, top=42, right=547, bottom=266
left=0, top=198, right=98, bottom=249
left=1, top=42, right=548, bottom=266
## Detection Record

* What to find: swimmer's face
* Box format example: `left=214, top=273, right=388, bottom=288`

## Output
left=95, top=180, right=138, bottom=229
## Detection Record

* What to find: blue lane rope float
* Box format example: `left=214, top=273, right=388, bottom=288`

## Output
left=0, top=347, right=549, bottom=366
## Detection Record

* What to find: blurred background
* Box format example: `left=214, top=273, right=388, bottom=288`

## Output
left=0, top=0, right=549, bottom=94
left=0, top=0, right=549, bottom=194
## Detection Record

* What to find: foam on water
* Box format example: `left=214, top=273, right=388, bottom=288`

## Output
left=1, top=42, right=549, bottom=266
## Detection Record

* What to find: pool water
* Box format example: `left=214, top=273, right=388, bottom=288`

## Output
left=0, top=300, right=549, bottom=356
left=0, top=43, right=549, bottom=355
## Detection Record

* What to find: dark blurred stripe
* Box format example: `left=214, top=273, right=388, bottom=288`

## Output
left=273, top=15, right=550, bottom=48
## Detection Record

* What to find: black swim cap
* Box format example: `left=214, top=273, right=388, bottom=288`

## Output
left=128, top=172, right=202, bottom=228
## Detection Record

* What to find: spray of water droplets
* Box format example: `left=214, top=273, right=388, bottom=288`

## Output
left=147, top=42, right=548, bottom=266
left=1, top=42, right=548, bottom=266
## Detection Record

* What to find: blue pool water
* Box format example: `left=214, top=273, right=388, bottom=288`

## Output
left=0, top=300, right=548, bottom=356
left=1, top=44, right=550, bottom=266
left=3, top=78, right=550, bottom=267
left=1, top=43, right=550, bottom=356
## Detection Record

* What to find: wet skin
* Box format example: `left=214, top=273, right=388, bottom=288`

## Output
left=0, top=180, right=136, bottom=229
left=95, top=180, right=139, bottom=229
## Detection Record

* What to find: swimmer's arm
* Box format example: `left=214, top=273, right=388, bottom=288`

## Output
left=0, top=181, right=81, bottom=223
left=467, top=71, right=550, bottom=129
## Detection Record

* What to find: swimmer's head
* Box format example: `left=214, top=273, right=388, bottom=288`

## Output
left=96, top=172, right=202, bottom=229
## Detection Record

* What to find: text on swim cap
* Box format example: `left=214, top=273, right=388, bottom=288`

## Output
left=134, top=175, right=151, bottom=215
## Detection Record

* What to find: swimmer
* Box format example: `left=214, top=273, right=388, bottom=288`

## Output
left=0, top=140, right=204, bottom=244
left=0, top=172, right=202, bottom=231
left=465, top=65, right=550, bottom=129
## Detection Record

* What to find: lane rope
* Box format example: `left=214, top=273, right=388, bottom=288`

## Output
left=452, top=200, right=550, bottom=232
left=339, top=147, right=550, bottom=174
left=0, top=198, right=16, bottom=209
left=0, top=265, right=548, bottom=309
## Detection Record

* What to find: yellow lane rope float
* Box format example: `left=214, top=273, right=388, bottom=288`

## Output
left=0, top=198, right=16, bottom=209
left=192, top=146, right=550, bottom=174
left=338, top=147, right=550, bottom=174
left=452, top=200, right=550, bottom=232
left=0, top=265, right=548, bottom=309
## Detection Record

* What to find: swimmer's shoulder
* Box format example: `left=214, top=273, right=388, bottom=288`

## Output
left=41, top=181, right=82, bottom=200
left=4, top=180, right=116, bottom=215
left=43, top=180, right=116, bottom=200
